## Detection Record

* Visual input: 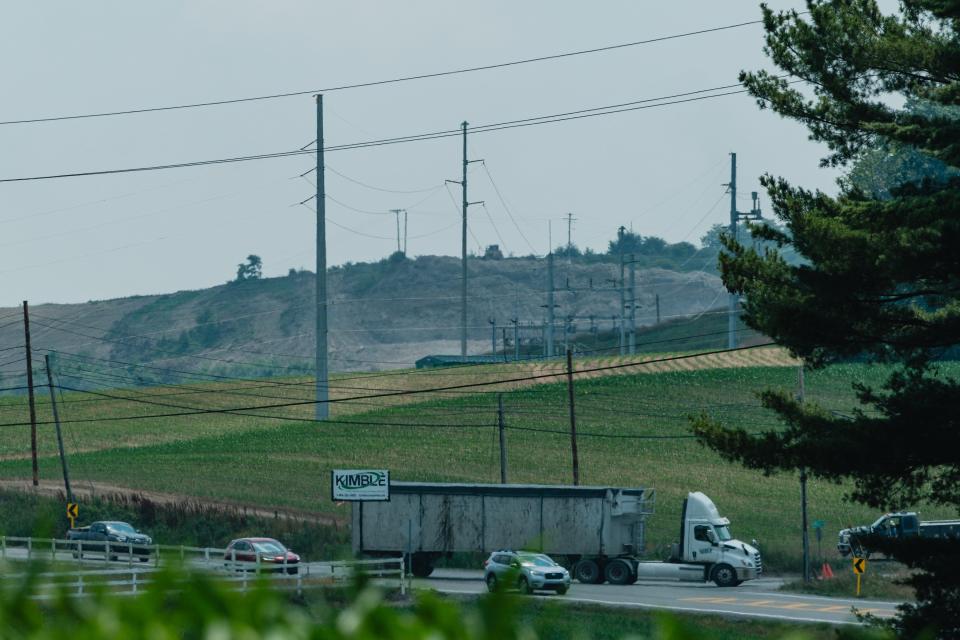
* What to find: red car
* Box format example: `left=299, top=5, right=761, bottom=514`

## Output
left=224, top=537, right=300, bottom=574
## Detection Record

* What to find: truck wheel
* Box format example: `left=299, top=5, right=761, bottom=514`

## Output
left=711, top=564, right=739, bottom=587
left=604, top=559, right=633, bottom=586
left=574, top=559, right=602, bottom=584
left=410, top=553, right=435, bottom=578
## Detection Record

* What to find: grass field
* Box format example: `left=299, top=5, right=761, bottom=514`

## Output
left=0, top=354, right=956, bottom=572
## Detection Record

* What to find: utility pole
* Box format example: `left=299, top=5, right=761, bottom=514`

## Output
left=44, top=355, right=72, bottom=503
left=315, top=95, right=329, bottom=421
left=390, top=209, right=406, bottom=255
left=655, top=294, right=661, bottom=325
left=22, top=301, right=38, bottom=486
left=565, top=213, right=576, bottom=266
left=489, top=317, right=496, bottom=356
left=566, top=349, right=580, bottom=486
left=512, top=318, right=519, bottom=361
left=497, top=394, right=507, bottom=484
left=502, top=327, right=508, bottom=362
left=629, top=254, right=636, bottom=355
left=546, top=249, right=556, bottom=357
left=798, top=365, right=810, bottom=583
left=725, top=153, right=762, bottom=349
left=618, top=227, right=626, bottom=356
left=446, top=123, right=484, bottom=358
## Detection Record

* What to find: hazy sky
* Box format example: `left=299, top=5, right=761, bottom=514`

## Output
left=1, top=1, right=851, bottom=307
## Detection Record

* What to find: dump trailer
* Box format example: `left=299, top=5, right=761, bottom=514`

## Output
left=351, top=482, right=762, bottom=586
left=838, top=512, right=960, bottom=557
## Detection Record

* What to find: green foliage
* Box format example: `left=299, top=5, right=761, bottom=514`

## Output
left=694, top=1, right=960, bottom=637
left=0, top=563, right=878, bottom=640
left=236, top=254, right=263, bottom=282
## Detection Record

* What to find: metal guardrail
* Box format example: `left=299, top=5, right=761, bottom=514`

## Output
left=0, top=536, right=406, bottom=598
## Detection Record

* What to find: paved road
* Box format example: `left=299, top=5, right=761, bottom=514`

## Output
left=416, top=569, right=901, bottom=626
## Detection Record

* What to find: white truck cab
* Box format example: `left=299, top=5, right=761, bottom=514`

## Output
left=633, top=491, right=762, bottom=586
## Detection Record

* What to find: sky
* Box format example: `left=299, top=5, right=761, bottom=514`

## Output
left=0, top=1, right=853, bottom=307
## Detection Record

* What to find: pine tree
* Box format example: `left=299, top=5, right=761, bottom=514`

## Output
left=691, top=2, right=960, bottom=637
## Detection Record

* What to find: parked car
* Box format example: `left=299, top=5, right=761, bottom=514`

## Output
left=66, top=521, right=153, bottom=561
left=224, top=538, right=300, bottom=574
left=483, top=550, right=570, bottom=594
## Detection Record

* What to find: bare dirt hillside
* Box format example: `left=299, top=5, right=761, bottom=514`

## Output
left=0, top=256, right=725, bottom=379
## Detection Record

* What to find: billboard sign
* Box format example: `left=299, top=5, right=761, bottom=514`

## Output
left=331, top=469, right=390, bottom=501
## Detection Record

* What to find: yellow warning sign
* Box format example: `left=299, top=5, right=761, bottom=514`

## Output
left=853, top=557, right=867, bottom=574
left=66, top=502, right=78, bottom=528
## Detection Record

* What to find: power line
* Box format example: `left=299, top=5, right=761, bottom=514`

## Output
left=0, top=343, right=775, bottom=426
left=0, top=84, right=770, bottom=184
left=0, top=19, right=764, bottom=126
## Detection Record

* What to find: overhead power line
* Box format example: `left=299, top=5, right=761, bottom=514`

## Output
left=0, top=343, right=775, bottom=427
left=0, top=19, right=763, bottom=126
left=0, top=83, right=772, bottom=184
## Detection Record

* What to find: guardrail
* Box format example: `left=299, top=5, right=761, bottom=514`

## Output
left=0, top=537, right=406, bottom=597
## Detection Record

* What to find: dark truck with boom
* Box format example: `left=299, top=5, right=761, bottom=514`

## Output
left=66, top=521, right=154, bottom=561
left=838, top=512, right=960, bottom=557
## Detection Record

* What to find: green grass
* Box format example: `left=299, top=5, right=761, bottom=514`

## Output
left=0, top=360, right=956, bottom=572
left=781, top=566, right=915, bottom=601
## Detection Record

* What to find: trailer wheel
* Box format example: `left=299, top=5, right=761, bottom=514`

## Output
left=410, top=553, right=435, bottom=578
left=574, top=559, right=602, bottom=584
left=711, top=563, right=738, bottom=587
left=604, top=559, right=633, bottom=585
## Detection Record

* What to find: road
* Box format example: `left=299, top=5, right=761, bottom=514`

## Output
left=416, top=569, right=901, bottom=626
left=0, top=547, right=902, bottom=626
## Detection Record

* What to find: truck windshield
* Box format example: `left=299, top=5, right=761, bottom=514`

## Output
left=715, top=525, right=733, bottom=541
left=106, top=523, right=136, bottom=535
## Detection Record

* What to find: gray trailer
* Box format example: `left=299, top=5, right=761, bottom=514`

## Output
left=352, top=482, right=653, bottom=579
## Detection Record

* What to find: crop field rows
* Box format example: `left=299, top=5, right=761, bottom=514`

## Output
left=0, top=354, right=955, bottom=571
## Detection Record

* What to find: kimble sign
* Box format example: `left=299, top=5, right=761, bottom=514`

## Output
left=331, top=469, right=390, bottom=501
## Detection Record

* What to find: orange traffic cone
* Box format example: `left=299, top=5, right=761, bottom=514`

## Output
left=820, top=562, right=835, bottom=579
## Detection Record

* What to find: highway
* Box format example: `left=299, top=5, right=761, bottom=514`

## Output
left=0, top=546, right=902, bottom=626
left=416, top=569, right=902, bottom=626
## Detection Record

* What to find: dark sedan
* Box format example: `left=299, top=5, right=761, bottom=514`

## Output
left=224, top=537, right=300, bottom=574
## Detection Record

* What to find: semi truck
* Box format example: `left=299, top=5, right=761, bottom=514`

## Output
left=351, top=482, right=762, bottom=587
left=838, top=512, right=960, bottom=557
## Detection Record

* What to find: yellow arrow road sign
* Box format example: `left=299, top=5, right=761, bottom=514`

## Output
left=853, top=557, right=867, bottom=574
left=66, top=502, right=78, bottom=519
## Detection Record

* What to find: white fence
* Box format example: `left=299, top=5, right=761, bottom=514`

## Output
left=0, top=536, right=406, bottom=598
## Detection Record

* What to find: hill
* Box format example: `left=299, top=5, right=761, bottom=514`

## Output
left=0, top=255, right=726, bottom=386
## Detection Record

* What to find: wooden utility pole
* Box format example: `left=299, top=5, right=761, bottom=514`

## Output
left=44, top=355, right=73, bottom=503
left=566, top=349, right=580, bottom=485
left=22, top=301, right=38, bottom=486
left=497, top=394, right=507, bottom=484
left=798, top=365, right=810, bottom=582
left=315, top=95, right=329, bottom=421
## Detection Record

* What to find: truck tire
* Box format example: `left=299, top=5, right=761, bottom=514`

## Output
left=711, top=563, right=739, bottom=587
left=410, top=553, right=435, bottom=578
left=574, top=559, right=603, bottom=584
left=604, top=559, right=633, bottom=586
